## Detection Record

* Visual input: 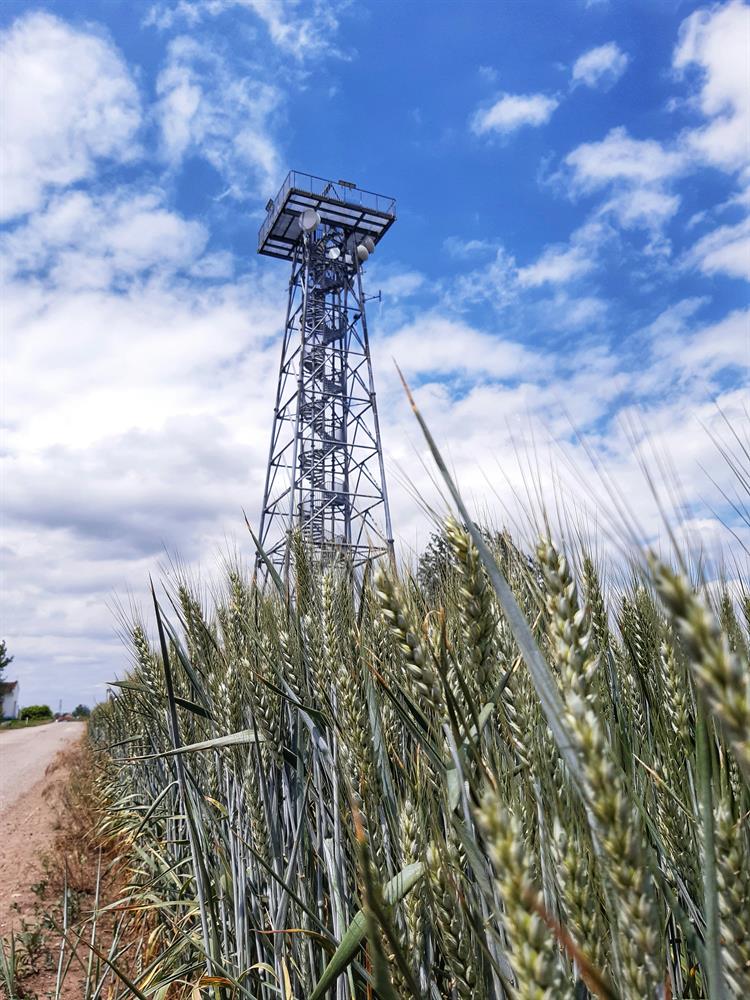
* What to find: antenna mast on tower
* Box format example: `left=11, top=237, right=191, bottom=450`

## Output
left=256, top=171, right=395, bottom=577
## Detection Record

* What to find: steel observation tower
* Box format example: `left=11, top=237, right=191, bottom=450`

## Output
left=256, top=171, right=395, bottom=577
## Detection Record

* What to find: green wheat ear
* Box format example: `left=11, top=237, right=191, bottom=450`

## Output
left=651, top=556, right=750, bottom=783
left=88, top=517, right=746, bottom=1000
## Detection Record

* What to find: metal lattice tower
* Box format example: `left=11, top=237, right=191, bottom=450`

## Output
left=256, top=171, right=395, bottom=577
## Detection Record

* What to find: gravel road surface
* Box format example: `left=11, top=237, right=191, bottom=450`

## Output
left=0, top=722, right=86, bottom=811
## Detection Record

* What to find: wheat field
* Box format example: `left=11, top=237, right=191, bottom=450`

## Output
left=83, top=440, right=750, bottom=1000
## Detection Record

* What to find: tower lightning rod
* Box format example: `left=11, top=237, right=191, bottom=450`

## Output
left=256, top=170, right=396, bottom=578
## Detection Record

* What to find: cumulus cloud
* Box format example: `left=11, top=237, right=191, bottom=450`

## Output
left=145, top=0, right=347, bottom=61
left=566, top=127, right=684, bottom=189
left=155, top=35, right=283, bottom=195
left=378, top=314, right=543, bottom=381
left=466, top=220, right=608, bottom=294
left=4, top=420, right=249, bottom=556
left=443, top=235, right=612, bottom=328
left=562, top=126, right=686, bottom=232
left=572, top=42, right=629, bottom=89
left=517, top=244, right=594, bottom=287
left=443, top=237, right=499, bottom=259
left=672, top=2, right=750, bottom=283
left=600, top=188, right=681, bottom=232
left=0, top=3, right=325, bottom=708
left=676, top=308, right=750, bottom=376
left=558, top=4, right=750, bottom=258
left=0, top=12, right=141, bottom=220
left=3, top=224, right=286, bottom=709
left=451, top=247, right=519, bottom=310
left=686, top=216, right=750, bottom=281
left=367, top=268, right=426, bottom=300
left=2, top=188, right=209, bottom=289
left=372, top=304, right=748, bottom=579
left=648, top=306, right=750, bottom=381
left=241, top=0, right=345, bottom=60
left=471, top=92, right=559, bottom=135
left=674, top=0, right=750, bottom=173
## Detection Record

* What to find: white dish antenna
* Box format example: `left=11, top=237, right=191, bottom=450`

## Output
left=356, top=244, right=369, bottom=262
left=301, top=208, right=321, bottom=232
left=362, top=236, right=375, bottom=254
left=327, top=247, right=341, bottom=260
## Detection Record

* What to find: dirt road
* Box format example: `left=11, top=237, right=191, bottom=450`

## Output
left=0, top=722, right=85, bottom=810
left=0, top=722, right=86, bottom=936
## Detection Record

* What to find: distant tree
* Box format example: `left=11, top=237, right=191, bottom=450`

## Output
left=20, top=704, right=52, bottom=721
left=72, top=704, right=91, bottom=718
left=0, top=639, right=13, bottom=681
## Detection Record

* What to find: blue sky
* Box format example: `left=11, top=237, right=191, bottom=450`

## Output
left=1, top=0, right=748, bottom=709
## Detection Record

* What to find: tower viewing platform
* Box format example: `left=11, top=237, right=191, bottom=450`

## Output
left=258, top=170, right=396, bottom=261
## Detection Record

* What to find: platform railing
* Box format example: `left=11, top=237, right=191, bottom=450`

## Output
left=258, top=170, right=396, bottom=250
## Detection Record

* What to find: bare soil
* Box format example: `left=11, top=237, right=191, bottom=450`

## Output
left=0, top=724, right=86, bottom=937
left=0, top=733, right=128, bottom=999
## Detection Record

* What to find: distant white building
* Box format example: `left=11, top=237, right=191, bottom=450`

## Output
left=1, top=681, right=20, bottom=719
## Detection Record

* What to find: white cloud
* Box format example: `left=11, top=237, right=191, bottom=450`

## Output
left=443, top=237, right=499, bottom=259
left=649, top=307, right=750, bottom=379
left=559, top=4, right=750, bottom=249
left=2, top=189, right=209, bottom=290
left=374, top=307, right=748, bottom=578
left=452, top=247, right=519, bottom=310
left=0, top=12, right=141, bottom=221
left=548, top=292, right=607, bottom=329
left=566, top=126, right=684, bottom=189
left=640, top=297, right=708, bottom=343
left=674, top=0, right=750, bottom=173
left=495, top=220, right=609, bottom=291
left=190, top=250, right=235, bottom=279
left=472, top=92, right=558, bottom=135
left=562, top=126, right=686, bottom=232
left=378, top=314, right=543, bottom=381
left=145, top=0, right=346, bottom=61
left=678, top=308, right=750, bottom=375
left=143, top=0, right=203, bottom=30
left=241, top=0, right=345, bottom=60
left=572, top=42, right=629, bottom=89
left=444, top=234, right=612, bottom=322
left=3, top=263, right=287, bottom=708
left=558, top=5, right=750, bottom=250
left=517, top=244, right=594, bottom=286
left=156, top=54, right=202, bottom=162
left=155, top=35, right=283, bottom=195
left=372, top=270, right=426, bottom=299
left=687, top=216, right=750, bottom=281
left=601, top=188, right=681, bottom=230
